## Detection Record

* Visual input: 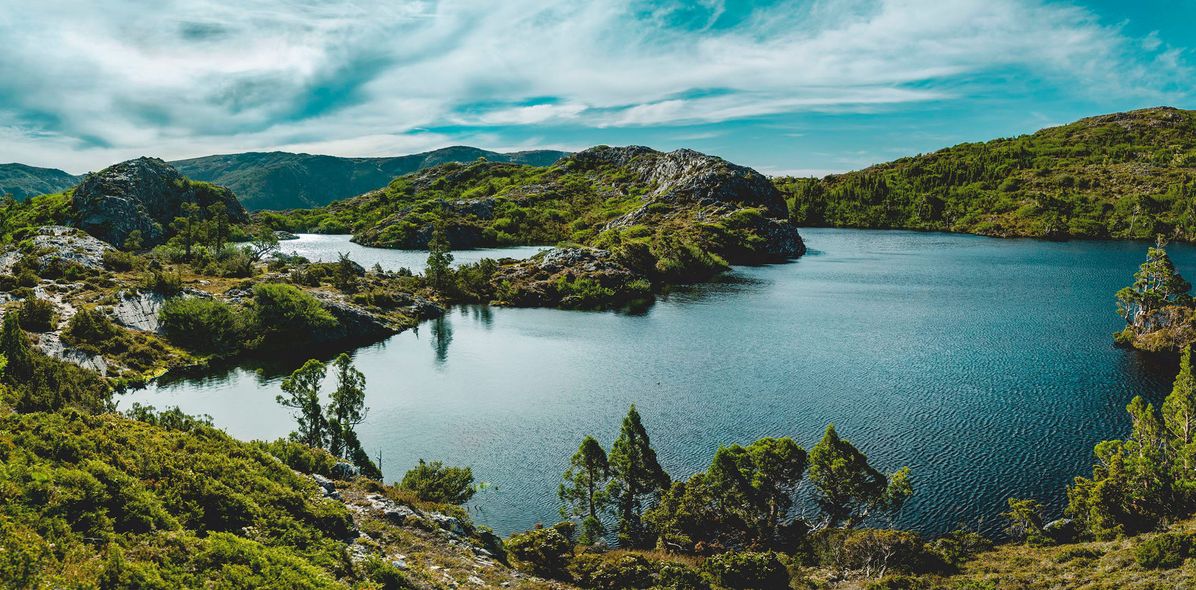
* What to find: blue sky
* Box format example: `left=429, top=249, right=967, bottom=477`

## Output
left=0, top=0, right=1191, bottom=175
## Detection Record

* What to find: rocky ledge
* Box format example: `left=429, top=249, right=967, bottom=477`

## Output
left=493, top=247, right=652, bottom=309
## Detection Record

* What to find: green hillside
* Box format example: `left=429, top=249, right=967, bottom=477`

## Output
left=172, top=147, right=569, bottom=211
left=0, top=163, right=80, bottom=200
left=777, top=107, right=1196, bottom=240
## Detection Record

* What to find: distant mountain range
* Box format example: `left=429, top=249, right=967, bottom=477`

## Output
left=171, top=147, right=570, bottom=210
left=0, top=163, right=80, bottom=200
left=1, top=146, right=569, bottom=210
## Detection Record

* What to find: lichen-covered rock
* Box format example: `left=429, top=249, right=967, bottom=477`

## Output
left=493, top=247, right=653, bottom=309
left=108, top=291, right=166, bottom=333
left=72, top=157, right=248, bottom=247
left=0, top=225, right=115, bottom=274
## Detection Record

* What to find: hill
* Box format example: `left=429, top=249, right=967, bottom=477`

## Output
left=172, top=146, right=570, bottom=211
left=777, top=106, right=1196, bottom=240
left=0, top=162, right=80, bottom=200
left=262, top=145, right=804, bottom=290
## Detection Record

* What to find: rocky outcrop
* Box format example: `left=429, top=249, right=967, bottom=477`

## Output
left=108, top=291, right=166, bottom=333
left=493, top=247, right=653, bottom=309
left=0, top=226, right=115, bottom=274
left=72, top=157, right=248, bottom=247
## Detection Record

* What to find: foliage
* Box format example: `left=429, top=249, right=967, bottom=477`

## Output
left=159, top=296, right=246, bottom=354
left=278, top=359, right=330, bottom=448
left=1116, top=242, right=1192, bottom=335
left=559, top=435, right=611, bottom=544
left=504, top=525, right=574, bottom=579
left=15, top=297, right=56, bottom=332
left=1135, top=532, right=1190, bottom=569
left=249, top=283, right=337, bottom=350
left=400, top=460, right=476, bottom=504
left=700, top=550, right=790, bottom=590
left=425, top=221, right=455, bottom=292
left=1004, top=498, right=1049, bottom=546
left=609, top=404, right=671, bottom=548
left=567, top=553, right=655, bottom=590
left=327, top=352, right=368, bottom=460
left=808, top=424, right=912, bottom=528
left=140, top=269, right=183, bottom=295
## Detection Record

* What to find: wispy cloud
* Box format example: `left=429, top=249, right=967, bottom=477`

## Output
left=0, top=0, right=1189, bottom=172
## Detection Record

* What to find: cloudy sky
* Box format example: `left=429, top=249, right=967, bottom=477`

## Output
left=0, top=0, right=1191, bottom=175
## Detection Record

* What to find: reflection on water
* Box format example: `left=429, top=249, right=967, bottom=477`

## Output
left=121, top=229, right=1196, bottom=538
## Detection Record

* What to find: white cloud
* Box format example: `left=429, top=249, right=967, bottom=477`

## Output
left=0, top=0, right=1188, bottom=172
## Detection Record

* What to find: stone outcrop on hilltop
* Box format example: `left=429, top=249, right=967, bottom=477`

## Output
left=72, top=157, right=248, bottom=247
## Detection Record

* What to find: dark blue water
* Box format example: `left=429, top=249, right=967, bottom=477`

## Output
left=121, top=229, right=1191, bottom=538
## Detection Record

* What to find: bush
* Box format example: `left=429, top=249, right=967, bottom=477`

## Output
left=656, top=562, right=711, bottom=590
left=399, top=460, right=476, bottom=504
left=62, top=308, right=123, bottom=347
left=840, top=529, right=929, bottom=578
left=141, top=270, right=183, bottom=296
left=251, top=439, right=339, bottom=477
left=249, top=283, right=337, bottom=350
left=864, top=574, right=932, bottom=590
left=505, top=526, right=573, bottom=579
left=568, top=553, right=655, bottom=590
left=928, top=530, right=993, bottom=569
left=159, top=297, right=245, bottom=354
left=701, top=551, right=789, bottom=590
left=124, top=403, right=213, bottom=432
left=16, top=297, right=56, bottom=332
left=1135, top=532, right=1189, bottom=570
left=103, top=249, right=140, bottom=272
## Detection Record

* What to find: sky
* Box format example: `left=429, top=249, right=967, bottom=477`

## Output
left=0, top=0, right=1192, bottom=176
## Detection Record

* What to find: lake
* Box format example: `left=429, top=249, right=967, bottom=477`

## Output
left=120, top=229, right=1191, bottom=538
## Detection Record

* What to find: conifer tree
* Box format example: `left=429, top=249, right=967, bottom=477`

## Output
left=0, top=312, right=32, bottom=382
left=1164, top=345, right=1196, bottom=447
left=559, top=435, right=611, bottom=544
left=327, top=353, right=368, bottom=459
left=808, top=424, right=910, bottom=528
left=1116, top=241, right=1192, bottom=332
left=425, top=221, right=454, bottom=292
left=608, top=404, right=670, bottom=547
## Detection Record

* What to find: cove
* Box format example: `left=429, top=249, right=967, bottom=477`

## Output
left=119, top=229, right=1194, bottom=538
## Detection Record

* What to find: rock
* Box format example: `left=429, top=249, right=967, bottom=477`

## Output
left=383, top=505, right=420, bottom=525
left=308, top=292, right=399, bottom=345
left=429, top=512, right=467, bottom=536
left=108, top=291, right=166, bottom=333
left=493, top=247, right=652, bottom=309
left=72, top=157, right=248, bottom=247
left=330, top=461, right=360, bottom=480
left=468, top=575, right=485, bottom=586
left=1043, top=518, right=1077, bottom=544
left=0, top=226, right=115, bottom=274
left=391, top=556, right=409, bottom=570
left=34, top=332, right=108, bottom=375
left=311, top=474, right=341, bottom=499
left=275, top=230, right=300, bottom=241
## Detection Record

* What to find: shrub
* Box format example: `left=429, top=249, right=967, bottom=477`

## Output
left=399, top=459, right=476, bottom=504
left=701, top=551, right=789, bottom=590
left=16, top=297, right=56, bottom=332
left=102, top=249, right=140, bottom=272
left=248, top=283, right=336, bottom=350
left=159, top=297, right=245, bottom=354
left=928, top=530, right=993, bottom=569
left=124, top=403, right=213, bottom=432
left=140, top=270, right=183, bottom=296
left=62, top=307, right=123, bottom=347
left=252, top=439, right=339, bottom=477
left=568, top=553, right=655, bottom=590
left=16, top=268, right=39, bottom=288
left=505, top=526, right=573, bottom=579
left=840, top=529, right=930, bottom=578
left=864, top=574, right=932, bottom=590
left=1135, top=532, right=1188, bottom=570
left=656, top=562, right=711, bottom=590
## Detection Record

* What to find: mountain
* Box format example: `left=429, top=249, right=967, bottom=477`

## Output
left=0, top=163, right=80, bottom=200
left=776, top=106, right=1196, bottom=241
left=171, top=146, right=570, bottom=211
left=264, top=145, right=804, bottom=286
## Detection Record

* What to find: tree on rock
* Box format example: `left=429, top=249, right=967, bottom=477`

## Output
left=277, top=359, right=328, bottom=449
left=608, top=404, right=670, bottom=547
left=559, top=435, right=611, bottom=544
left=1116, top=240, right=1192, bottom=336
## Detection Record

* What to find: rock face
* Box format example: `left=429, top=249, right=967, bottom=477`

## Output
left=72, top=157, right=248, bottom=247
left=109, top=291, right=166, bottom=333
left=0, top=226, right=114, bottom=274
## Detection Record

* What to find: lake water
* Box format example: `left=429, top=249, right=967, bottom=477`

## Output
left=120, top=230, right=1192, bottom=538
left=279, top=233, right=548, bottom=270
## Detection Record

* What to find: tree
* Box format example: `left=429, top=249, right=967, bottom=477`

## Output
left=0, top=312, right=32, bottom=382
left=1003, top=497, right=1045, bottom=544
left=123, top=229, right=143, bottom=251
left=706, top=437, right=807, bottom=547
left=1116, top=242, right=1192, bottom=333
left=608, top=404, right=670, bottom=547
left=424, top=221, right=454, bottom=292
left=1164, top=345, right=1196, bottom=447
left=326, top=353, right=368, bottom=460
left=559, top=435, right=611, bottom=544
left=277, top=359, right=328, bottom=448
left=808, top=424, right=907, bottom=528
left=172, top=202, right=201, bottom=259
left=245, top=228, right=280, bottom=262
left=333, top=252, right=359, bottom=293
left=207, top=203, right=231, bottom=251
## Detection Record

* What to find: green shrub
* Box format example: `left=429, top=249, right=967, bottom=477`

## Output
left=249, top=283, right=337, bottom=350
left=62, top=307, right=122, bottom=347
left=16, top=297, right=56, bottom=332
left=1053, top=546, right=1103, bottom=564
left=399, top=459, right=476, bottom=504
left=1135, top=532, right=1189, bottom=569
left=865, top=574, right=932, bottom=590
left=159, top=297, right=245, bottom=354
left=16, top=268, right=39, bottom=288
left=928, top=530, right=993, bottom=569
left=505, top=526, right=573, bottom=579
left=253, top=439, right=338, bottom=477
left=140, top=270, right=183, bottom=296
left=701, top=551, right=789, bottom=590
left=102, top=249, right=140, bottom=271
left=655, top=562, right=711, bottom=590
left=568, top=553, right=655, bottom=590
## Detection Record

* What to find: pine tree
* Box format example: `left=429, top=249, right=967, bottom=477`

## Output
left=326, top=353, right=368, bottom=459
left=1116, top=242, right=1192, bottom=332
left=0, top=312, right=32, bottom=382
left=808, top=424, right=887, bottom=528
left=425, top=221, right=454, bottom=292
left=608, top=404, right=670, bottom=547
left=559, top=435, right=611, bottom=544
left=277, top=359, right=328, bottom=448
left=1165, top=345, right=1196, bottom=446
